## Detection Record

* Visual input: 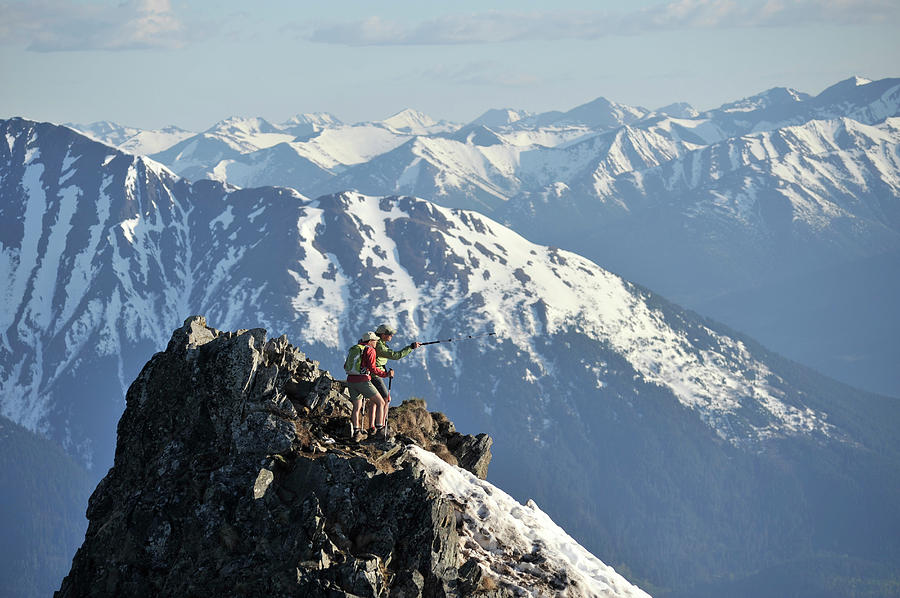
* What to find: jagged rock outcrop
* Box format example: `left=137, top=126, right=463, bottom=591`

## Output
left=56, top=316, right=499, bottom=597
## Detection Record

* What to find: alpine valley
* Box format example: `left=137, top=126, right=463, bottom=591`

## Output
left=1, top=76, right=898, bottom=597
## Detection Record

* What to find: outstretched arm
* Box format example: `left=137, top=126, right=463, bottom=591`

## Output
left=376, top=340, right=418, bottom=360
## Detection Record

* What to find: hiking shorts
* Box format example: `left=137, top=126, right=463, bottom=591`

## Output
left=371, top=376, right=389, bottom=399
left=346, top=379, right=379, bottom=402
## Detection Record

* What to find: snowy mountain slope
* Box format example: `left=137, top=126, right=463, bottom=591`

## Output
left=509, top=115, right=900, bottom=304
left=379, top=108, right=460, bottom=135
left=715, top=86, right=810, bottom=114
left=312, top=119, right=692, bottom=213
left=138, top=115, right=338, bottom=184
left=150, top=120, right=426, bottom=193
left=65, top=121, right=193, bottom=156
left=150, top=131, right=251, bottom=181
left=470, top=107, right=533, bottom=127
left=205, top=142, right=337, bottom=193
left=411, top=445, right=651, bottom=598
left=318, top=135, right=527, bottom=211
left=1, top=120, right=206, bottom=465
left=287, top=122, right=417, bottom=168
left=116, top=126, right=195, bottom=156
left=703, top=76, right=900, bottom=136
left=552, top=96, right=649, bottom=129
left=607, top=116, right=899, bottom=224
left=3, top=118, right=900, bottom=595
left=201, top=115, right=296, bottom=150
left=290, top=191, right=851, bottom=451
left=516, top=124, right=701, bottom=194
left=63, top=120, right=142, bottom=147
left=507, top=96, right=649, bottom=130
left=654, top=102, right=699, bottom=119
left=280, top=111, right=343, bottom=135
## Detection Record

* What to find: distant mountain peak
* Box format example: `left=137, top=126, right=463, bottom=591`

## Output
left=655, top=102, right=699, bottom=118
left=719, top=86, right=810, bottom=113
left=64, top=120, right=194, bottom=155
left=283, top=112, right=342, bottom=127
left=205, top=115, right=279, bottom=135
left=557, top=96, right=649, bottom=128
left=842, top=75, right=874, bottom=88
left=381, top=108, right=434, bottom=129
left=448, top=123, right=505, bottom=146
left=817, top=75, right=876, bottom=99
left=469, top=107, right=532, bottom=128
left=375, top=108, right=461, bottom=135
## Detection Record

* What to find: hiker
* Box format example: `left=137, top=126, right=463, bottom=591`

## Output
left=344, top=331, right=394, bottom=442
left=371, top=324, right=420, bottom=428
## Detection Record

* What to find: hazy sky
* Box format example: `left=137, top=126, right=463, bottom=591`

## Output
left=1, top=0, right=898, bottom=130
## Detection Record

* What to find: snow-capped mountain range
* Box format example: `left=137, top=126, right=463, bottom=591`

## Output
left=66, top=76, right=900, bottom=396
left=0, top=117, right=850, bottom=459
left=3, top=116, right=900, bottom=595
left=74, top=76, right=897, bottom=216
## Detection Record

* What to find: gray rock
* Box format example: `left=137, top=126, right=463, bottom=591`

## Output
left=56, top=318, right=505, bottom=598
left=447, top=433, right=493, bottom=480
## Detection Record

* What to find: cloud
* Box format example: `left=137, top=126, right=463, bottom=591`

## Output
left=631, top=0, right=900, bottom=29
left=419, top=62, right=543, bottom=88
left=0, top=0, right=186, bottom=51
left=306, top=0, right=900, bottom=46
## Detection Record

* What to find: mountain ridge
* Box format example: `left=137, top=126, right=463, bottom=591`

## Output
left=55, top=315, right=650, bottom=598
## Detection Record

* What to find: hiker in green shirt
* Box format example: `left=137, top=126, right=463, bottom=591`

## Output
left=371, top=324, right=420, bottom=430
left=344, top=331, right=393, bottom=442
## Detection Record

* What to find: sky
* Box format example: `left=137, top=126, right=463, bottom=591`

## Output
left=0, top=0, right=898, bottom=131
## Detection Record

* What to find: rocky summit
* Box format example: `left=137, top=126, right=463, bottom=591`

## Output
left=56, top=316, right=641, bottom=598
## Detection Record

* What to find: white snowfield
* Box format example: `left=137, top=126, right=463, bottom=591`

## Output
left=408, top=445, right=652, bottom=598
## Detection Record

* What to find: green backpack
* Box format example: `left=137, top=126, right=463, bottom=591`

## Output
left=343, top=344, right=369, bottom=376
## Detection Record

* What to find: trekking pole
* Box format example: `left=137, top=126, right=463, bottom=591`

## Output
left=420, top=332, right=496, bottom=346
left=386, top=369, right=393, bottom=437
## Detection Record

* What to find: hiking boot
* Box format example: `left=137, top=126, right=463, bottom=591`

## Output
left=373, top=428, right=395, bottom=449
left=352, top=429, right=366, bottom=443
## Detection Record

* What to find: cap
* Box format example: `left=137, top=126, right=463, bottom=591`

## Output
left=375, top=324, right=396, bottom=335
left=360, top=331, right=378, bottom=342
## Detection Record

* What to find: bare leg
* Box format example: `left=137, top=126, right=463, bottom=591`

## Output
left=374, top=396, right=385, bottom=430
left=351, top=399, right=364, bottom=432
left=366, top=394, right=383, bottom=430
left=380, top=393, right=391, bottom=427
